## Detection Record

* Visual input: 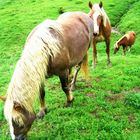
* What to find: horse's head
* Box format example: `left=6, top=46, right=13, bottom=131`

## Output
left=114, top=42, right=120, bottom=54
left=4, top=101, right=36, bottom=140
left=88, top=1, right=104, bottom=36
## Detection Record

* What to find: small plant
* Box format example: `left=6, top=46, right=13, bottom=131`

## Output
left=58, top=7, right=65, bottom=14
left=0, top=106, right=4, bottom=121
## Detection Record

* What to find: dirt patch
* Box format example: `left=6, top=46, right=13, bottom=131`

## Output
left=0, top=121, right=5, bottom=126
left=128, top=114, right=136, bottom=123
left=105, top=93, right=125, bottom=102
left=90, top=108, right=98, bottom=117
left=107, top=87, right=140, bottom=96
left=86, top=92, right=96, bottom=99
left=132, top=87, right=140, bottom=92
left=90, top=107, right=104, bottom=118
left=79, top=128, right=89, bottom=134
left=121, top=87, right=140, bottom=94
left=92, top=77, right=102, bottom=83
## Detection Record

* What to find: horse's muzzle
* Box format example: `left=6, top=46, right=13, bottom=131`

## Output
left=93, top=33, right=98, bottom=36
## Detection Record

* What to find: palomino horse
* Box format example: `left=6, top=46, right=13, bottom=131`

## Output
left=88, top=1, right=111, bottom=68
left=114, top=31, right=136, bottom=55
left=0, top=12, right=94, bottom=140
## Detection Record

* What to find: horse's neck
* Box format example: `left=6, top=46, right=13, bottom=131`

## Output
left=100, top=8, right=110, bottom=27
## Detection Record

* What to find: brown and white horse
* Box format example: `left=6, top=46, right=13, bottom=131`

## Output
left=114, top=31, right=136, bottom=55
left=88, top=1, right=111, bottom=68
left=0, top=12, right=94, bottom=140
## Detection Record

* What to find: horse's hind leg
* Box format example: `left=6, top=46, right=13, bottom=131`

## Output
left=70, top=54, right=88, bottom=91
left=37, top=84, right=47, bottom=119
left=123, top=46, right=127, bottom=55
left=59, top=70, right=74, bottom=107
left=70, top=64, right=81, bottom=91
left=105, top=38, right=111, bottom=66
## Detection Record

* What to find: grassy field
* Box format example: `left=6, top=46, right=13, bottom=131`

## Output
left=0, top=0, right=140, bottom=139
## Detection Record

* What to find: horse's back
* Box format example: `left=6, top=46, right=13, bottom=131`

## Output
left=127, top=31, right=136, bottom=45
left=24, top=12, right=94, bottom=76
left=56, top=12, right=94, bottom=66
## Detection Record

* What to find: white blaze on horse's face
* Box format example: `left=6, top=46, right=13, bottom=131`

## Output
left=9, top=119, right=15, bottom=140
left=92, top=11, right=102, bottom=36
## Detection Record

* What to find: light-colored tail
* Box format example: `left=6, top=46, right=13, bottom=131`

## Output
left=81, top=53, right=88, bottom=79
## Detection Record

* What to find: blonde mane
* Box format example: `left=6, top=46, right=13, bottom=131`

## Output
left=4, top=20, right=63, bottom=125
left=93, top=3, right=110, bottom=27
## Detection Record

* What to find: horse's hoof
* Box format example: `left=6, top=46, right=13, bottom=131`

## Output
left=107, top=62, right=112, bottom=67
left=65, top=98, right=74, bottom=107
left=36, top=111, right=45, bottom=119
left=36, top=108, right=47, bottom=119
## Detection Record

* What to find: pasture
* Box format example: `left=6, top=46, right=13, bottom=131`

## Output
left=0, top=0, right=140, bottom=139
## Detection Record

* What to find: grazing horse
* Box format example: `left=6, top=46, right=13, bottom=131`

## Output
left=0, top=12, right=94, bottom=140
left=114, top=31, right=136, bottom=55
left=88, top=1, right=111, bottom=68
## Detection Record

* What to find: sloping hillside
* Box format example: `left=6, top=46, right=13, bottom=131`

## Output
left=117, top=0, right=140, bottom=54
left=0, top=0, right=140, bottom=139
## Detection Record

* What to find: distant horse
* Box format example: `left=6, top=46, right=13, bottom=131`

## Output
left=88, top=1, right=111, bottom=68
left=114, top=31, right=136, bottom=55
left=0, top=12, right=94, bottom=140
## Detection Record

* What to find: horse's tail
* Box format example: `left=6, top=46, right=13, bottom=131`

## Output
left=81, top=53, right=88, bottom=79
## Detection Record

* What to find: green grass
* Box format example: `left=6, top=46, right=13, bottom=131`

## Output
left=0, top=0, right=140, bottom=139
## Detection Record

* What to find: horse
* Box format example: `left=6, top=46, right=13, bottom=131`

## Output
left=88, top=1, right=111, bottom=68
left=0, top=12, right=94, bottom=140
left=114, top=31, right=136, bottom=55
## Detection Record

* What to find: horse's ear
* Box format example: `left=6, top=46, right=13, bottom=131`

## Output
left=13, top=102, right=22, bottom=112
left=0, top=96, right=6, bottom=102
left=88, top=1, right=93, bottom=9
left=99, top=1, right=103, bottom=8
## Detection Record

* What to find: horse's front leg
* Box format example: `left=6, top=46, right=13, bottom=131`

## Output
left=105, top=38, right=111, bottom=66
left=93, top=41, right=97, bottom=69
left=59, top=70, right=74, bottom=107
left=37, top=84, right=47, bottom=119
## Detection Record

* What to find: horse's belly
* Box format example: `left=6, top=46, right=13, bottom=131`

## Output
left=47, top=51, right=70, bottom=76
